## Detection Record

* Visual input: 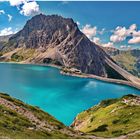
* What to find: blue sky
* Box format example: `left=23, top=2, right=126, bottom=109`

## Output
left=0, top=1, right=140, bottom=49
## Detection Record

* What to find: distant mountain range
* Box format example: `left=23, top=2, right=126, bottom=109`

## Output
left=0, top=14, right=140, bottom=88
left=0, top=35, right=12, bottom=50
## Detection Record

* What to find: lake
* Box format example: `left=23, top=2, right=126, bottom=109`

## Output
left=0, top=63, right=140, bottom=125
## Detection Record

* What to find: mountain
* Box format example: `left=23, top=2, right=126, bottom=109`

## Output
left=0, top=92, right=87, bottom=139
left=0, top=35, right=12, bottom=51
left=2, top=14, right=110, bottom=76
left=1, top=14, right=140, bottom=88
left=71, top=94, right=140, bottom=139
left=104, top=48, right=140, bottom=78
left=0, top=35, right=12, bottom=42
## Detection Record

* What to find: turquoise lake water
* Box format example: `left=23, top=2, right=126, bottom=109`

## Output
left=0, top=63, right=140, bottom=125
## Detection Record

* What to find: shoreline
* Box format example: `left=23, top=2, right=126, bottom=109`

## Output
left=0, top=61, right=62, bottom=69
left=60, top=71, right=140, bottom=90
left=0, top=61, right=140, bottom=90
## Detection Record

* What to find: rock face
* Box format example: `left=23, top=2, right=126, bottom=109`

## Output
left=9, top=14, right=108, bottom=76
left=0, top=35, right=12, bottom=50
left=2, top=14, right=140, bottom=86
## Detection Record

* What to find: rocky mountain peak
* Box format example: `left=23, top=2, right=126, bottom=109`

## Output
left=10, top=14, right=79, bottom=48
left=25, top=14, right=78, bottom=32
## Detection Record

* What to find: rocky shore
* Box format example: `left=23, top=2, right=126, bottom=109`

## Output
left=60, top=69, right=140, bottom=90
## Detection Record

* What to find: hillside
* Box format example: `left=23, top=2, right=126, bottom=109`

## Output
left=72, top=94, right=140, bottom=138
left=0, top=35, right=12, bottom=56
left=112, top=50, right=140, bottom=78
left=0, top=35, right=12, bottom=49
left=104, top=48, right=140, bottom=78
left=0, top=92, right=140, bottom=138
left=0, top=92, right=84, bottom=139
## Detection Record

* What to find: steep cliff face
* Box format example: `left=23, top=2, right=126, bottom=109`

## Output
left=0, top=35, right=12, bottom=50
left=1, top=14, right=140, bottom=86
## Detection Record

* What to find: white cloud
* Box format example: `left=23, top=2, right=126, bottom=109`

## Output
left=110, top=34, right=126, bottom=43
left=98, top=28, right=105, bottom=35
left=81, top=24, right=97, bottom=39
left=0, top=10, right=12, bottom=22
left=1, top=0, right=40, bottom=16
left=110, top=24, right=140, bottom=44
left=20, top=1, right=40, bottom=16
left=7, top=14, right=12, bottom=21
left=0, top=10, right=5, bottom=14
left=9, top=0, right=26, bottom=6
left=92, top=37, right=101, bottom=45
left=110, top=26, right=128, bottom=43
left=128, top=36, right=140, bottom=44
left=92, top=36, right=114, bottom=48
left=102, top=42, right=114, bottom=48
left=129, top=24, right=137, bottom=31
left=0, top=27, right=16, bottom=36
left=132, top=31, right=140, bottom=37
left=76, top=21, right=80, bottom=26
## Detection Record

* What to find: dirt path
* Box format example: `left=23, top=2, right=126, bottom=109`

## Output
left=0, top=96, right=55, bottom=131
left=0, top=96, right=95, bottom=138
left=118, top=130, right=140, bottom=138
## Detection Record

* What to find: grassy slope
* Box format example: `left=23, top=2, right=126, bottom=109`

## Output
left=112, top=51, right=139, bottom=77
left=0, top=93, right=79, bottom=139
left=0, top=47, right=37, bottom=62
left=72, top=94, right=140, bottom=138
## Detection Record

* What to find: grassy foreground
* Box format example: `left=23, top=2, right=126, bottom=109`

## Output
left=0, top=93, right=81, bottom=139
left=72, top=94, right=140, bottom=138
left=0, top=92, right=140, bottom=139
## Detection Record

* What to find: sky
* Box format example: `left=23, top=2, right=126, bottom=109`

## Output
left=0, top=1, right=140, bottom=49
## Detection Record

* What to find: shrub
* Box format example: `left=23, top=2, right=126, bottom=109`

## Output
left=112, top=130, right=123, bottom=136
left=90, top=116, right=95, bottom=122
left=112, top=119, right=120, bottom=124
left=11, top=53, right=23, bottom=62
left=92, top=124, right=108, bottom=132
left=100, top=99, right=118, bottom=107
